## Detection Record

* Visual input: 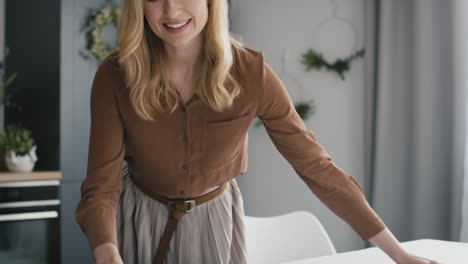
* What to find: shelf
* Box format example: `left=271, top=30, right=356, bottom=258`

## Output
left=0, top=171, right=62, bottom=182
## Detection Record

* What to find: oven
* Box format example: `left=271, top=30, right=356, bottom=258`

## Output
left=0, top=179, right=61, bottom=264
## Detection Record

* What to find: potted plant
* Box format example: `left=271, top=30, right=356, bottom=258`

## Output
left=0, top=125, right=38, bottom=172
left=0, top=59, right=21, bottom=171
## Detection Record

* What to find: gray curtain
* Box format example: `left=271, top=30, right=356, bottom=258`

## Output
left=364, top=0, right=465, bottom=244
left=455, top=0, right=468, bottom=243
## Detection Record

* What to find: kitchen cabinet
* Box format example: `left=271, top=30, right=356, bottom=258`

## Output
left=4, top=0, right=114, bottom=263
left=0, top=171, right=62, bottom=264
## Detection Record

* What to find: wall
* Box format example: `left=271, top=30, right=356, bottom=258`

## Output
left=60, top=0, right=114, bottom=263
left=4, top=0, right=60, bottom=170
left=231, top=0, right=369, bottom=252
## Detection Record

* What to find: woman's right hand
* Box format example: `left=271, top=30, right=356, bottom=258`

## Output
left=93, top=242, right=124, bottom=264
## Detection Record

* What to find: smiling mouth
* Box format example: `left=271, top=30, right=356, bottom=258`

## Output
left=163, top=19, right=191, bottom=29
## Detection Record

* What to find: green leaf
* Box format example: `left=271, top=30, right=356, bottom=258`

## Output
left=302, top=48, right=365, bottom=80
left=0, top=125, right=35, bottom=153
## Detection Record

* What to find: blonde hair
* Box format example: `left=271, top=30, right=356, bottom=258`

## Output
left=117, top=0, right=244, bottom=121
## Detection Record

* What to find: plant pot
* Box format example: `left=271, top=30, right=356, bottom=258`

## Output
left=5, top=145, right=38, bottom=172
left=0, top=149, right=8, bottom=171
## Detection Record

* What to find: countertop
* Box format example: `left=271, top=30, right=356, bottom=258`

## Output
left=0, top=171, right=63, bottom=182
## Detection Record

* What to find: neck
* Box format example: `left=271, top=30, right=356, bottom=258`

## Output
left=164, top=34, right=204, bottom=81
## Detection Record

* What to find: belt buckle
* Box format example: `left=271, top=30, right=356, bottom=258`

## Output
left=168, top=199, right=196, bottom=213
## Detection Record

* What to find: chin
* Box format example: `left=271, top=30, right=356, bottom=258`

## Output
left=165, top=37, right=198, bottom=48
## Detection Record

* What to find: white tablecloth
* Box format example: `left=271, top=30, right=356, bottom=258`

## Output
left=282, top=239, right=468, bottom=264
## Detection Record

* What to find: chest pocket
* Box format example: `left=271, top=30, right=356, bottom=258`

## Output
left=202, top=113, right=251, bottom=173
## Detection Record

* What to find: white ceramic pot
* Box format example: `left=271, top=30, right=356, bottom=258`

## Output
left=5, top=145, right=38, bottom=172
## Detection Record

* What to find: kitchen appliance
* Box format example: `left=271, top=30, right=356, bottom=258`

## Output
left=0, top=179, right=61, bottom=264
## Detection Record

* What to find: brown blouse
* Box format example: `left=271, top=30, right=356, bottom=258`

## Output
left=75, top=46, right=387, bottom=251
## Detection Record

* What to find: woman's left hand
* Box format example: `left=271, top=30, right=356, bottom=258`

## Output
left=368, top=228, right=442, bottom=264
left=397, top=252, right=441, bottom=264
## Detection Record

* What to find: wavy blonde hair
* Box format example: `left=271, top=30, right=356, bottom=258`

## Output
left=117, top=0, right=244, bottom=121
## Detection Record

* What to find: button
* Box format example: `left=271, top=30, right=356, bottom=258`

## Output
left=182, top=135, right=188, bottom=142
left=181, top=106, right=187, bottom=112
left=179, top=190, right=185, bottom=195
left=182, top=164, right=187, bottom=170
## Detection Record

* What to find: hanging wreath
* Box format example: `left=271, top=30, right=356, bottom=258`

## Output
left=81, top=4, right=121, bottom=62
left=301, top=48, right=365, bottom=81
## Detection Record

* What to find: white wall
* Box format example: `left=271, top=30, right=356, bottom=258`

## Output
left=231, top=0, right=368, bottom=252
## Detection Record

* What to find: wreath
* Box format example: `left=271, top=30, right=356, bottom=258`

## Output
left=82, top=4, right=121, bottom=62
left=301, top=48, right=365, bottom=81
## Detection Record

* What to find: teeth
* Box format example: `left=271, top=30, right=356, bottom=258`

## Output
left=165, top=20, right=189, bottom=29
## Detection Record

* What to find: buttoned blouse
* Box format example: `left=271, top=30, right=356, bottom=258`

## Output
left=75, top=46, right=387, bottom=251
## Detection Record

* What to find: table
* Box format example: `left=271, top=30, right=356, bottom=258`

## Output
left=281, top=239, right=468, bottom=264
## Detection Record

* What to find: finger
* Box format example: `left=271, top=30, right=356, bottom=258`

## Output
left=415, top=256, right=435, bottom=263
left=419, top=257, right=440, bottom=264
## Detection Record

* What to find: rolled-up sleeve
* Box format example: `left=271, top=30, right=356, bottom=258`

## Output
left=75, top=55, right=126, bottom=251
left=257, top=59, right=387, bottom=241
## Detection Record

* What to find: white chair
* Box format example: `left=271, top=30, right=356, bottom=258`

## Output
left=244, top=211, right=336, bottom=264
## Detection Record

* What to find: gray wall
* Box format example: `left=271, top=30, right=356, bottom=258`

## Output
left=231, top=0, right=369, bottom=252
left=454, top=0, right=468, bottom=243
left=61, top=0, right=113, bottom=263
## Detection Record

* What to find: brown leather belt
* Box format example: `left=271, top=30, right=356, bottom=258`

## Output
left=136, top=182, right=229, bottom=264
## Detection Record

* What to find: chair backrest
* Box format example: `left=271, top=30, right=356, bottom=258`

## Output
left=244, top=211, right=336, bottom=264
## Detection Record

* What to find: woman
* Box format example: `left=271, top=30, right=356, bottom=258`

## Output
left=75, top=0, right=440, bottom=263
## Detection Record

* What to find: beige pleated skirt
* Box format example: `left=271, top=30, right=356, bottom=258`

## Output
left=116, top=165, right=247, bottom=264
